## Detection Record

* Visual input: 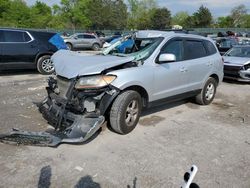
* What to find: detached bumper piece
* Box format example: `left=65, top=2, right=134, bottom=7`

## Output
left=0, top=115, right=105, bottom=147
left=0, top=129, right=61, bottom=147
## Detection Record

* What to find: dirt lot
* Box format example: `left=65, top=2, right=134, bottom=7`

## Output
left=0, top=71, right=249, bottom=188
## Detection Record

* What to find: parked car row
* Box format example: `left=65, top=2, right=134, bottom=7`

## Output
left=0, top=28, right=249, bottom=83
left=61, top=31, right=123, bottom=51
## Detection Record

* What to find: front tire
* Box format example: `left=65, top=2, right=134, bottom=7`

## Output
left=195, top=77, right=217, bottom=105
left=109, top=90, right=142, bottom=134
left=37, top=55, right=54, bottom=75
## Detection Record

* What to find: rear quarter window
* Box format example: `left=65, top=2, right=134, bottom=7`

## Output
left=204, top=40, right=217, bottom=55
left=23, top=32, right=32, bottom=42
left=185, top=40, right=207, bottom=60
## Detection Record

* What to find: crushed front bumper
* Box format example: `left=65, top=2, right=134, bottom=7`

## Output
left=0, top=76, right=119, bottom=147
left=224, top=64, right=250, bottom=82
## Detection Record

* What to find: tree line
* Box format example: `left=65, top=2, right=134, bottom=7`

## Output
left=0, top=0, right=249, bottom=30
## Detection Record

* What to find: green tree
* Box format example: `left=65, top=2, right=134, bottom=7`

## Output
left=243, top=14, right=250, bottom=28
left=230, top=4, right=248, bottom=27
left=217, top=16, right=234, bottom=28
left=111, top=0, right=128, bottom=29
left=86, top=0, right=127, bottom=30
left=3, top=0, right=31, bottom=27
left=172, top=11, right=189, bottom=27
left=127, top=0, right=157, bottom=29
left=150, top=8, right=171, bottom=29
left=192, top=5, right=213, bottom=27
left=58, top=0, right=91, bottom=30
left=30, top=1, right=53, bottom=28
left=183, top=16, right=196, bottom=28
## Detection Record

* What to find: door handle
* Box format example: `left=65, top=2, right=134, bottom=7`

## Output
left=180, top=67, right=187, bottom=72
left=206, top=62, right=213, bottom=66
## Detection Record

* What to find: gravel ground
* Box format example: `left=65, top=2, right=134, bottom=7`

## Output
left=0, top=71, right=249, bottom=188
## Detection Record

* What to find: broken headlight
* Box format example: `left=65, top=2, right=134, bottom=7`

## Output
left=244, top=63, right=250, bottom=71
left=75, top=75, right=116, bottom=89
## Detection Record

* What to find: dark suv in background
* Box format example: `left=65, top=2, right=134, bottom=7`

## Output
left=0, top=28, right=67, bottom=74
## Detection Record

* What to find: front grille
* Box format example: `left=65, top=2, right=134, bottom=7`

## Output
left=56, top=76, right=72, bottom=98
left=224, top=65, right=241, bottom=77
left=224, top=64, right=242, bottom=71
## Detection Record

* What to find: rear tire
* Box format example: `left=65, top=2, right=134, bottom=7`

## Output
left=92, top=43, right=100, bottom=51
left=195, top=77, right=217, bottom=105
left=37, top=55, right=54, bottom=75
left=109, top=90, right=142, bottom=134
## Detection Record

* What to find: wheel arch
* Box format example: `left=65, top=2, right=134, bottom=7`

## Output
left=35, top=52, right=53, bottom=64
left=65, top=42, right=72, bottom=45
left=122, top=85, right=149, bottom=108
left=209, top=74, right=219, bottom=85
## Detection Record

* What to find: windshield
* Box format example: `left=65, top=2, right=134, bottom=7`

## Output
left=102, top=35, right=163, bottom=61
left=224, top=47, right=250, bottom=58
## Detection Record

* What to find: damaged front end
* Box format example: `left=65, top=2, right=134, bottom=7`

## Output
left=0, top=75, right=119, bottom=146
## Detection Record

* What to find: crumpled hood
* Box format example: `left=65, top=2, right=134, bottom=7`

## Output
left=51, top=50, right=134, bottom=79
left=223, top=56, right=250, bottom=66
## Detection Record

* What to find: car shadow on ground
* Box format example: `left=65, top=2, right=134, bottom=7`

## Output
left=141, top=100, right=188, bottom=117
left=0, top=69, right=39, bottom=76
left=37, top=165, right=101, bottom=188
left=223, top=79, right=250, bottom=85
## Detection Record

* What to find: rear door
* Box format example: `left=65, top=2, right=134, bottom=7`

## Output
left=0, top=30, right=38, bottom=68
left=83, top=34, right=96, bottom=48
left=74, top=34, right=86, bottom=48
left=183, top=38, right=213, bottom=90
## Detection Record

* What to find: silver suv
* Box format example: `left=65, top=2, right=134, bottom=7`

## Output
left=64, top=33, right=102, bottom=51
left=37, top=30, right=223, bottom=144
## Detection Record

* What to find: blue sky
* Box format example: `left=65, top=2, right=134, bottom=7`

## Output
left=25, top=0, right=250, bottom=17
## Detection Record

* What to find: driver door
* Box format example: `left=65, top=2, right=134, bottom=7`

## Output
left=152, top=38, right=189, bottom=101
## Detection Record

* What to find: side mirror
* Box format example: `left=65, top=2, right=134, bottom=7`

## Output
left=158, top=53, right=176, bottom=63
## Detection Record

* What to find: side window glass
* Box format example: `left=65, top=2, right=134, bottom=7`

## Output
left=0, top=31, right=4, bottom=42
left=185, top=40, right=207, bottom=60
left=3, top=31, right=26, bottom=42
left=204, top=40, right=217, bottom=55
left=77, top=35, right=84, bottom=39
left=161, top=40, right=183, bottom=61
left=84, top=35, right=95, bottom=39
left=23, top=32, right=32, bottom=42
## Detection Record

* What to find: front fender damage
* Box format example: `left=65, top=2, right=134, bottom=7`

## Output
left=0, top=77, right=120, bottom=147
